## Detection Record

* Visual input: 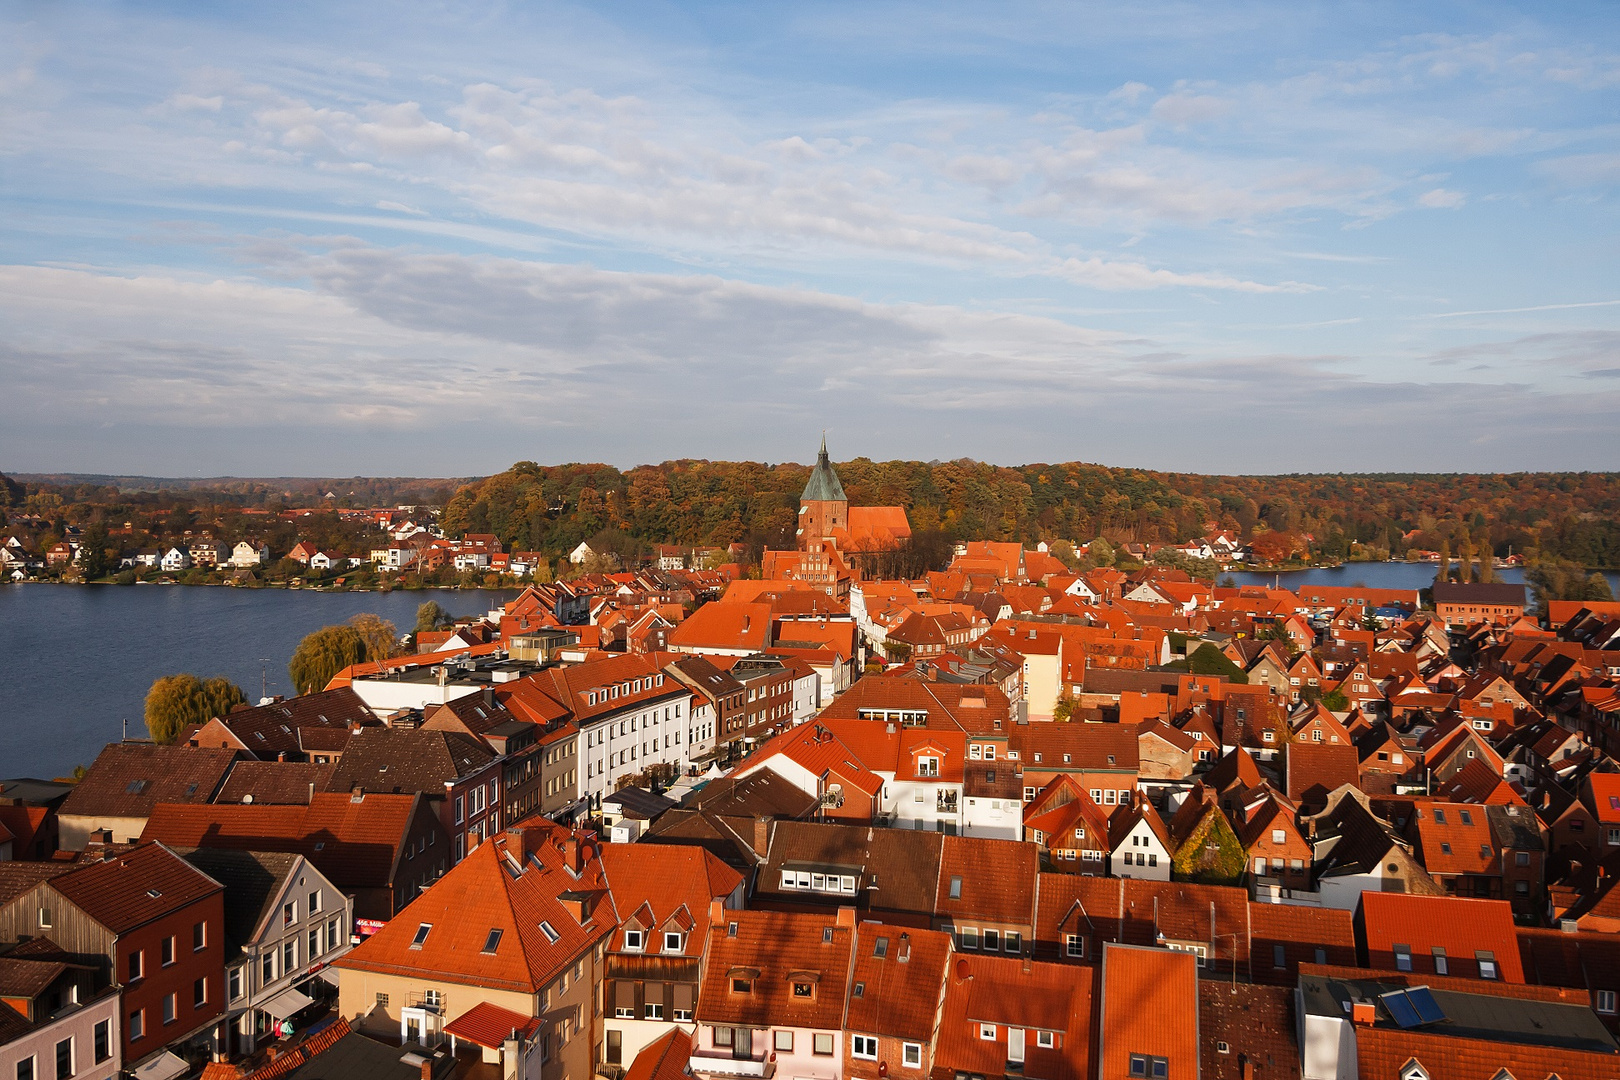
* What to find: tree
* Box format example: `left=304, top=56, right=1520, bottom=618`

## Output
left=1458, top=541, right=1474, bottom=586
left=1320, top=688, right=1350, bottom=712
left=144, top=674, right=246, bottom=743
left=1170, top=805, right=1246, bottom=885
left=1053, top=692, right=1077, bottom=722
left=415, top=601, right=451, bottom=633
left=1526, top=561, right=1615, bottom=614
left=1477, top=534, right=1496, bottom=583
left=1178, top=644, right=1250, bottom=684
left=1089, top=537, right=1115, bottom=567
left=78, top=522, right=114, bottom=580
left=1050, top=540, right=1080, bottom=571
left=288, top=614, right=400, bottom=694
left=1435, top=539, right=1450, bottom=587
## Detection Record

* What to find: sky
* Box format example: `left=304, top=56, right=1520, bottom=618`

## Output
left=2, top=2, right=1618, bottom=477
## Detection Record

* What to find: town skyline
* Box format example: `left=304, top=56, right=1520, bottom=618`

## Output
left=4, top=1, right=1620, bottom=476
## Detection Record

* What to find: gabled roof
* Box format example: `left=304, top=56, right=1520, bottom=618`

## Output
left=50, top=841, right=221, bottom=935
left=758, top=820, right=943, bottom=915
left=936, top=833, right=1039, bottom=926
left=623, top=1027, right=692, bottom=1080
left=697, top=908, right=853, bottom=1031
left=599, top=844, right=743, bottom=957
left=325, top=727, right=497, bottom=794
left=1099, top=945, right=1200, bottom=1080
left=336, top=822, right=613, bottom=993
left=934, top=953, right=1095, bottom=1080
left=1286, top=741, right=1362, bottom=809
left=215, top=761, right=334, bottom=806
left=845, top=925, right=953, bottom=1042
left=59, top=743, right=239, bottom=821
left=192, top=687, right=375, bottom=758
left=1358, top=893, right=1525, bottom=982
left=177, top=847, right=302, bottom=952
left=666, top=602, right=773, bottom=652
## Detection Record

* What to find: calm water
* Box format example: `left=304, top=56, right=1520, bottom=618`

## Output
left=0, top=585, right=517, bottom=779
left=1225, top=561, right=1620, bottom=595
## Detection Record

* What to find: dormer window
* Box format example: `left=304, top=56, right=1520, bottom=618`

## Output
left=792, top=981, right=814, bottom=998
left=624, top=929, right=644, bottom=951
left=731, top=977, right=752, bottom=994
left=664, top=931, right=683, bottom=953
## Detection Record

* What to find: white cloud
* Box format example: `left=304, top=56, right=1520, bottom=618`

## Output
left=1418, top=187, right=1467, bottom=208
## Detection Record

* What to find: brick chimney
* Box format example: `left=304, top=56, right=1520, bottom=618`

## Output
left=420, top=1055, right=434, bottom=1080
left=88, top=828, right=112, bottom=847
left=709, top=899, right=725, bottom=927
left=753, top=817, right=770, bottom=858
left=836, top=906, right=856, bottom=928
left=562, top=836, right=580, bottom=872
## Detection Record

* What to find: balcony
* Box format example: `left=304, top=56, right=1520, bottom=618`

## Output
left=689, top=1052, right=776, bottom=1079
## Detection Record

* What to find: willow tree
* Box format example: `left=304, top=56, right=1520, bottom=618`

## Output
left=289, top=614, right=400, bottom=694
left=144, top=674, right=246, bottom=744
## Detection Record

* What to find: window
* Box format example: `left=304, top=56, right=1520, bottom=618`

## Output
left=1037, top=1031, right=1055, bottom=1049
left=959, top=927, right=978, bottom=950
left=162, top=993, right=177, bottom=1025
left=665, top=932, right=683, bottom=953
left=982, top=929, right=1000, bottom=951
left=1273, top=944, right=1286, bottom=969
left=813, top=1033, right=834, bottom=1056
left=1477, top=951, right=1498, bottom=980
left=37, top=906, right=51, bottom=930
left=375, top=993, right=390, bottom=1008
left=731, top=977, right=752, bottom=994
left=282, top=940, right=295, bottom=973
left=1065, top=934, right=1084, bottom=958
left=1515, top=851, right=1530, bottom=867
left=1460, top=810, right=1473, bottom=826
left=128, top=1008, right=144, bottom=1042
left=229, top=967, right=242, bottom=1002
left=1004, top=932, right=1022, bottom=954
left=979, top=1024, right=997, bottom=1041
left=412, top=923, right=432, bottom=948
left=713, top=1027, right=733, bottom=1048
left=624, top=930, right=644, bottom=951
left=949, top=876, right=963, bottom=900
left=194, top=977, right=208, bottom=1008
left=15, top=1055, right=33, bottom=1080
left=774, top=1031, right=793, bottom=1052
left=54, top=1039, right=72, bottom=1080
left=483, top=929, right=504, bottom=954
left=1130, top=1055, right=1169, bottom=1079
left=161, top=936, right=176, bottom=967
left=128, top=950, right=143, bottom=982
left=853, top=1035, right=879, bottom=1061
left=1432, top=948, right=1448, bottom=975
left=93, top=1020, right=110, bottom=1063
left=1271, top=829, right=1286, bottom=845
left=328, top=919, right=341, bottom=951
left=283, top=901, right=296, bottom=928
left=1394, top=945, right=1412, bottom=972
left=1597, top=990, right=1617, bottom=1014
left=792, top=981, right=813, bottom=999
left=903, top=1042, right=923, bottom=1066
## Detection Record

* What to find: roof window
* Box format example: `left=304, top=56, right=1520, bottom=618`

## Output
left=949, top=876, right=963, bottom=900
left=481, top=929, right=503, bottom=954
left=874, top=937, right=889, bottom=958
left=410, top=923, right=432, bottom=949
left=126, top=779, right=150, bottom=795
left=539, top=921, right=559, bottom=943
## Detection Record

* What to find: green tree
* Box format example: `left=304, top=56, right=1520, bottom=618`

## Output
left=415, top=601, right=451, bottom=633
left=1435, top=539, right=1451, bottom=587
left=1526, top=561, right=1614, bottom=615
left=288, top=614, right=399, bottom=694
left=1089, top=537, right=1116, bottom=567
left=78, top=522, right=114, bottom=579
left=144, top=674, right=246, bottom=743
left=1477, top=534, right=1495, bottom=583
left=1179, top=644, right=1250, bottom=684
left=1320, top=688, right=1349, bottom=712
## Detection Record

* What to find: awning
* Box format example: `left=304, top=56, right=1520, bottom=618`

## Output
left=260, top=986, right=315, bottom=1021
left=310, top=969, right=341, bottom=988
left=132, top=1051, right=188, bottom=1080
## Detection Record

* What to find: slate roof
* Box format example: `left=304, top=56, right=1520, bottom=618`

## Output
left=58, top=743, right=239, bottom=820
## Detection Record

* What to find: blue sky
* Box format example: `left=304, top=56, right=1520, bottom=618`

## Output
left=2, top=1, right=1618, bottom=476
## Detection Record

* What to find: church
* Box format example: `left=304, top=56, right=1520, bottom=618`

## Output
left=763, top=437, right=911, bottom=595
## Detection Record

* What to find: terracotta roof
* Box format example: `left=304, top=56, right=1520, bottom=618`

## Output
left=1198, top=982, right=1299, bottom=1080
left=844, top=925, right=953, bottom=1044
left=1411, top=801, right=1501, bottom=877
left=696, top=908, right=853, bottom=1031
left=1358, top=893, right=1526, bottom=982
left=50, top=841, right=221, bottom=934
left=442, top=1000, right=542, bottom=1049
left=623, top=1027, right=692, bottom=1080
left=336, top=821, right=613, bottom=994
left=666, top=602, right=773, bottom=652
left=1247, top=903, right=1357, bottom=984
left=141, top=791, right=427, bottom=898
left=238, top=1017, right=352, bottom=1080
left=1355, top=1025, right=1618, bottom=1080
left=215, top=761, right=334, bottom=806
left=936, top=834, right=1039, bottom=927
left=599, top=844, right=743, bottom=958
left=1285, top=741, right=1361, bottom=808
left=58, top=743, right=239, bottom=820
left=1099, top=944, right=1201, bottom=1080
left=934, top=953, right=1095, bottom=1080
left=1008, top=723, right=1140, bottom=772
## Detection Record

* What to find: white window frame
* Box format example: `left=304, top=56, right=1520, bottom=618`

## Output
left=852, top=1034, right=879, bottom=1061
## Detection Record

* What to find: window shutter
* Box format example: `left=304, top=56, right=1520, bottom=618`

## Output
left=674, top=984, right=695, bottom=1012
left=615, top=981, right=635, bottom=1009
left=645, top=981, right=665, bottom=1004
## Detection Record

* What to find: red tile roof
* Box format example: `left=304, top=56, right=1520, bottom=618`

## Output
left=1355, top=1025, right=1619, bottom=1080
left=598, top=843, right=744, bottom=957
left=696, top=908, right=854, bottom=1031
left=49, top=841, right=221, bottom=934
left=1099, top=944, right=1201, bottom=1080
left=336, top=821, right=613, bottom=994
left=443, top=1001, right=542, bottom=1049
left=666, top=602, right=773, bottom=652
left=936, top=834, right=1038, bottom=928
left=845, top=925, right=953, bottom=1044
left=1358, top=893, right=1525, bottom=982
left=624, top=1027, right=692, bottom=1080
left=933, top=953, right=1095, bottom=1080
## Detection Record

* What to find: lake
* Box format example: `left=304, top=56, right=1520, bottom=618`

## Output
left=1224, top=560, right=1620, bottom=595
left=0, top=584, right=519, bottom=779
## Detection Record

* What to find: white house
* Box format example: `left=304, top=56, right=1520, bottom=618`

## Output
left=160, top=546, right=191, bottom=572
left=230, top=542, right=270, bottom=568
left=568, top=541, right=596, bottom=565
left=1106, top=797, right=1173, bottom=881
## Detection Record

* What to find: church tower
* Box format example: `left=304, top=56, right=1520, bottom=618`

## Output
left=798, top=435, right=848, bottom=549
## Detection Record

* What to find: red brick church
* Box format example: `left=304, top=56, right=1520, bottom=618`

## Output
left=763, top=437, right=911, bottom=595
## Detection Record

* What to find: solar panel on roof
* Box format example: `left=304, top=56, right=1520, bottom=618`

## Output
left=1406, top=986, right=1445, bottom=1024
left=1381, top=990, right=1422, bottom=1029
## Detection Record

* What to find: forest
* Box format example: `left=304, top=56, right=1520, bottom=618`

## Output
left=6, top=462, right=1620, bottom=570
left=436, top=459, right=1620, bottom=568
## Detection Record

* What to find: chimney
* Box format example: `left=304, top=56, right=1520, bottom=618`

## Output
left=836, top=906, right=856, bottom=928
left=709, top=899, right=726, bottom=927
left=88, top=828, right=112, bottom=847
left=420, top=1056, right=434, bottom=1080
left=1239, top=1058, right=1254, bottom=1080
left=1351, top=1001, right=1375, bottom=1026
left=753, top=817, right=770, bottom=858
left=562, top=836, right=580, bottom=872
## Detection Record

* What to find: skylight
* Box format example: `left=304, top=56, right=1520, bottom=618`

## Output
left=539, top=921, right=560, bottom=943
left=411, top=923, right=432, bottom=948
left=482, top=929, right=503, bottom=954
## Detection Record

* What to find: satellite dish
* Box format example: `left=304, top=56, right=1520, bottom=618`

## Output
left=954, top=958, right=970, bottom=980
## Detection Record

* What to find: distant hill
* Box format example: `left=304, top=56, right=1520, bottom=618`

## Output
left=9, top=474, right=478, bottom=504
